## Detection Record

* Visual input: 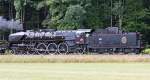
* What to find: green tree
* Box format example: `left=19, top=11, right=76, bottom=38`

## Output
left=2, top=0, right=149, bottom=44
left=41, top=0, right=91, bottom=29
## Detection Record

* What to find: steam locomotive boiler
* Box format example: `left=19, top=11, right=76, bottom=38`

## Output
left=9, top=29, right=65, bottom=55
left=8, top=29, right=91, bottom=55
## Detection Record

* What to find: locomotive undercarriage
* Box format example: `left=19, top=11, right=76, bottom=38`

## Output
left=9, top=40, right=87, bottom=55
left=10, top=44, right=140, bottom=55
left=9, top=39, right=140, bottom=55
left=88, top=48, right=140, bottom=54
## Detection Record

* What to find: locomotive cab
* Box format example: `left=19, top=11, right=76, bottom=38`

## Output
left=73, top=29, right=92, bottom=53
left=75, top=29, right=92, bottom=44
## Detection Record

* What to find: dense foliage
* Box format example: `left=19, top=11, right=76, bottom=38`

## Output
left=0, top=0, right=150, bottom=44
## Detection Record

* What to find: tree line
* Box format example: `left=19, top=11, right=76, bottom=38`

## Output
left=0, top=0, right=150, bottom=45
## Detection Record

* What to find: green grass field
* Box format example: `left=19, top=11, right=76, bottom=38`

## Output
left=0, top=63, right=150, bottom=80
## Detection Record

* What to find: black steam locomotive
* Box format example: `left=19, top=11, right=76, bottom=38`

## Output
left=0, top=27, right=143, bottom=55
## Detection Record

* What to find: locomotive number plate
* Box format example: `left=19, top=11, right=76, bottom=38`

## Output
left=121, top=36, right=127, bottom=44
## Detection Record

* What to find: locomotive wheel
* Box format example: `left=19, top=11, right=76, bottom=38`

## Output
left=10, top=49, right=16, bottom=55
left=0, top=50, right=5, bottom=55
left=58, top=43, right=68, bottom=55
left=47, top=43, right=57, bottom=55
left=36, top=43, right=47, bottom=55
left=27, top=43, right=38, bottom=55
left=74, top=45, right=86, bottom=55
left=19, top=50, right=26, bottom=55
left=10, top=49, right=20, bottom=55
left=27, top=50, right=37, bottom=55
left=27, top=47, right=36, bottom=55
left=74, top=48, right=84, bottom=55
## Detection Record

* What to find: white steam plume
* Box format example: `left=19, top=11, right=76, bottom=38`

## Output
left=0, top=16, right=23, bottom=31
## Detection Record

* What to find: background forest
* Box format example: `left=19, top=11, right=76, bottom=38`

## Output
left=0, top=0, right=150, bottom=45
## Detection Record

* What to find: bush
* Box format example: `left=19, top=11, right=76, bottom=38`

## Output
left=142, top=49, right=150, bottom=54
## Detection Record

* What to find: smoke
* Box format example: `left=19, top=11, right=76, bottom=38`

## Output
left=0, top=16, right=23, bottom=31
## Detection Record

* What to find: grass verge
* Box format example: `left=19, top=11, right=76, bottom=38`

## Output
left=0, top=55, right=150, bottom=63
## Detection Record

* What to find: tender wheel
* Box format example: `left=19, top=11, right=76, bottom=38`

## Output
left=36, top=43, right=47, bottom=55
left=58, top=43, right=68, bottom=55
left=134, top=49, right=140, bottom=54
left=47, top=43, right=57, bottom=55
